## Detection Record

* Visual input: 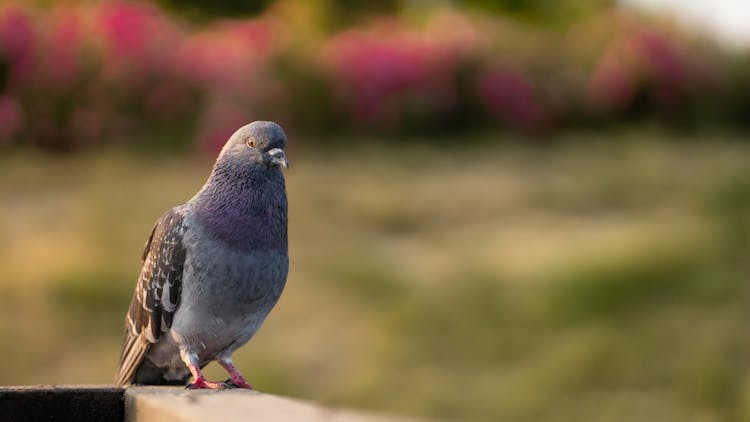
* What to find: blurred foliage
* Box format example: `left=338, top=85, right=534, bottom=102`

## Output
left=153, top=0, right=274, bottom=20
left=0, top=1, right=749, bottom=151
left=154, top=0, right=611, bottom=27
left=153, top=0, right=399, bottom=24
left=461, top=0, right=615, bottom=26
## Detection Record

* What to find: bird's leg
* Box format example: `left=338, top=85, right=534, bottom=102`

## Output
left=186, top=365, right=225, bottom=389
left=218, top=356, right=253, bottom=389
left=181, top=350, right=225, bottom=389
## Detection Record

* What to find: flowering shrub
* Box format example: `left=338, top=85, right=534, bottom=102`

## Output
left=0, top=2, right=742, bottom=149
left=320, top=19, right=463, bottom=129
left=477, top=67, right=549, bottom=131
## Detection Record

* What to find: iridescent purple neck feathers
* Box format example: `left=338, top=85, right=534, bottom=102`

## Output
left=191, top=160, right=287, bottom=252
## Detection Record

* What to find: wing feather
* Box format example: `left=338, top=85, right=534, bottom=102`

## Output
left=114, top=208, right=187, bottom=386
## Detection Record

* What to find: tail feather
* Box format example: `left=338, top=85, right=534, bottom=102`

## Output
left=114, top=333, right=150, bottom=387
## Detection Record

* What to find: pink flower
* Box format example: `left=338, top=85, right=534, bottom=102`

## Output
left=321, top=21, right=458, bottom=127
left=95, top=2, right=183, bottom=87
left=587, top=27, right=694, bottom=115
left=174, top=19, right=275, bottom=97
left=226, top=19, right=273, bottom=55
left=40, top=9, right=85, bottom=91
left=477, top=67, right=548, bottom=131
left=634, top=31, right=687, bottom=107
left=0, top=5, right=36, bottom=89
left=97, top=2, right=160, bottom=58
left=587, top=53, right=636, bottom=113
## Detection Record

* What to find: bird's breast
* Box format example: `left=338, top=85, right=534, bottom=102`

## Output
left=171, top=224, right=288, bottom=354
left=193, top=192, right=287, bottom=253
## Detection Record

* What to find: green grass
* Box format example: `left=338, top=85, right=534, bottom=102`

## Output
left=2, top=131, right=750, bottom=421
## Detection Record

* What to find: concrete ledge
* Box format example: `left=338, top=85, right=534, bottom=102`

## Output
left=126, top=387, right=413, bottom=422
left=0, top=385, right=416, bottom=421
left=0, top=385, right=125, bottom=422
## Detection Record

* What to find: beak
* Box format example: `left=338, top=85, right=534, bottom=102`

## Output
left=268, top=148, right=289, bottom=169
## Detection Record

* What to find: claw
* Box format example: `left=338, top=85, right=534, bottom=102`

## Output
left=228, top=377, right=253, bottom=389
left=185, top=376, right=226, bottom=390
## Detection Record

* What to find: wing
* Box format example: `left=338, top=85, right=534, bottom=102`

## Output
left=114, top=207, right=187, bottom=386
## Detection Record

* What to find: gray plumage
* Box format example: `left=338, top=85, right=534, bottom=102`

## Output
left=115, top=121, right=289, bottom=387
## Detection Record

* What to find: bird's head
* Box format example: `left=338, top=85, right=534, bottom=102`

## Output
left=218, top=121, right=289, bottom=170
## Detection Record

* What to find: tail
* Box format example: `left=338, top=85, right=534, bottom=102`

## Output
left=114, top=333, right=150, bottom=387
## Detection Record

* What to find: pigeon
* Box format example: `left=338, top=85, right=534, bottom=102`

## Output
left=114, top=121, right=289, bottom=389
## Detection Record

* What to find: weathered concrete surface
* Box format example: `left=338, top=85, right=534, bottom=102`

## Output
left=0, top=385, right=418, bottom=421
left=0, top=385, right=125, bottom=422
left=126, top=387, right=416, bottom=422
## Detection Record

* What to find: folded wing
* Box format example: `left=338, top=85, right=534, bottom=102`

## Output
left=114, top=208, right=187, bottom=386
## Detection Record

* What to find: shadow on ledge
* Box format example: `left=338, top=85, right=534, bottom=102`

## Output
left=0, top=385, right=125, bottom=422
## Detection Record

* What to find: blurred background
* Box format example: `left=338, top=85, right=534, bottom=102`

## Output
left=2, top=0, right=750, bottom=420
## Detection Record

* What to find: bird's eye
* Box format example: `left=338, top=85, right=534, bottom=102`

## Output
left=247, top=139, right=256, bottom=148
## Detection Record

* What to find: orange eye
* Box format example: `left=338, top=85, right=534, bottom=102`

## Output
left=247, top=139, right=256, bottom=148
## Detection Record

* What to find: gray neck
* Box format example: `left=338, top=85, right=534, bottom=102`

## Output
left=191, top=160, right=287, bottom=252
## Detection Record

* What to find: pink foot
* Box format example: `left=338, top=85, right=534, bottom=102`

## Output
left=220, top=360, right=253, bottom=389
left=228, top=374, right=253, bottom=390
left=186, top=376, right=227, bottom=390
